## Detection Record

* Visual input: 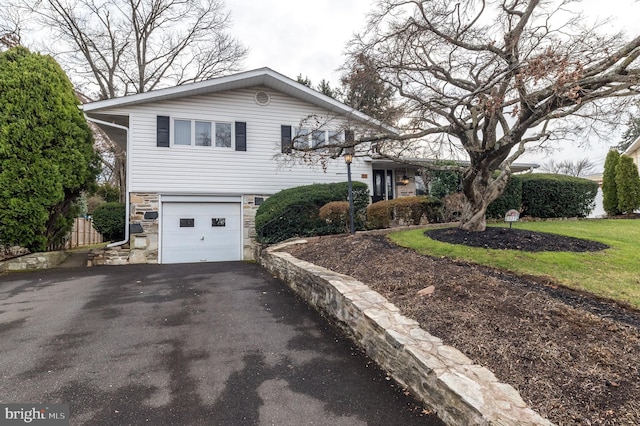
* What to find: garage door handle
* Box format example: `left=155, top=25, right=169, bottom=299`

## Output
left=200, top=236, right=204, bottom=240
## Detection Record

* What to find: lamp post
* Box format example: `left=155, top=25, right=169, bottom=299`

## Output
left=344, top=151, right=355, bottom=235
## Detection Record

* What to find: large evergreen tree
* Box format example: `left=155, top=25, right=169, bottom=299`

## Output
left=615, top=155, right=640, bottom=214
left=340, top=53, right=400, bottom=123
left=0, top=46, right=98, bottom=251
left=615, top=117, right=640, bottom=152
left=602, top=150, right=621, bottom=216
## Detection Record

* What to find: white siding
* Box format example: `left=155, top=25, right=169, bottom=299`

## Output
left=119, top=86, right=372, bottom=195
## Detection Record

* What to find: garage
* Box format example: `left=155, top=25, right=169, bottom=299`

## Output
left=161, top=198, right=242, bottom=264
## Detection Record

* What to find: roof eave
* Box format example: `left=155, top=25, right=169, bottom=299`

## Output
left=80, top=67, right=399, bottom=135
left=623, top=135, right=640, bottom=155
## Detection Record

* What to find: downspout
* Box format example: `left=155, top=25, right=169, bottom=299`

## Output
left=83, top=114, right=130, bottom=248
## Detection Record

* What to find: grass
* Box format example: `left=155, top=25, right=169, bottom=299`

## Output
left=389, top=219, right=640, bottom=310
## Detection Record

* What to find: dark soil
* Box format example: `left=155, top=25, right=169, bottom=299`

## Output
left=427, top=227, right=609, bottom=252
left=284, top=229, right=640, bottom=426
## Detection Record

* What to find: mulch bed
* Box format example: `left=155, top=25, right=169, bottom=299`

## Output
left=427, top=227, right=609, bottom=252
left=284, top=230, right=640, bottom=425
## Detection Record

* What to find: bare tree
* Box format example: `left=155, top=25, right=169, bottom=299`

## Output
left=543, top=158, right=597, bottom=177
left=0, top=7, right=23, bottom=50
left=25, top=0, right=247, bottom=99
left=18, top=0, right=247, bottom=201
left=337, top=0, right=640, bottom=231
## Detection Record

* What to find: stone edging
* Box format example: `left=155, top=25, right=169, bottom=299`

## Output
left=258, top=240, right=554, bottom=426
left=0, top=251, right=67, bottom=272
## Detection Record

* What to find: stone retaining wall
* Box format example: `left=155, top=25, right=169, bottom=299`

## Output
left=258, top=241, right=554, bottom=426
left=88, top=247, right=131, bottom=265
left=0, top=251, right=68, bottom=272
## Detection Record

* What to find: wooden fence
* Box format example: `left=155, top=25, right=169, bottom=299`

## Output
left=67, top=217, right=103, bottom=249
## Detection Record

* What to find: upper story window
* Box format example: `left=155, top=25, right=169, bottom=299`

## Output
left=173, top=118, right=232, bottom=148
left=195, top=121, right=211, bottom=146
left=291, top=128, right=344, bottom=150
left=157, top=116, right=246, bottom=151
left=175, top=120, right=192, bottom=146
left=215, top=123, right=232, bottom=147
left=293, top=128, right=310, bottom=149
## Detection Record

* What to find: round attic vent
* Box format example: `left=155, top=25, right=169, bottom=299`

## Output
left=255, top=91, right=271, bottom=106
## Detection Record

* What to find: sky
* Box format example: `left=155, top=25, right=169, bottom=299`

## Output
left=225, top=0, right=640, bottom=173
left=226, top=0, right=371, bottom=87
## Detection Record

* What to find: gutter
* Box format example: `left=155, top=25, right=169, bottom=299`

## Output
left=83, top=114, right=130, bottom=248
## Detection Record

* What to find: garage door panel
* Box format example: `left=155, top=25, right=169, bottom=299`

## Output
left=161, top=201, right=242, bottom=264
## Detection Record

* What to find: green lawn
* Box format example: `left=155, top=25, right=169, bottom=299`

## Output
left=389, top=219, right=640, bottom=309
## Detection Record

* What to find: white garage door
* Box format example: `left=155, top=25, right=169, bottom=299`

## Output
left=162, top=201, right=242, bottom=263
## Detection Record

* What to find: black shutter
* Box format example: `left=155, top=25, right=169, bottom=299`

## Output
left=235, top=121, right=247, bottom=151
left=157, top=116, right=170, bottom=147
left=281, top=125, right=292, bottom=153
left=344, top=129, right=355, bottom=143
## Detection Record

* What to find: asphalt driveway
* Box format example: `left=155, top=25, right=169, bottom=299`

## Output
left=0, top=262, right=443, bottom=425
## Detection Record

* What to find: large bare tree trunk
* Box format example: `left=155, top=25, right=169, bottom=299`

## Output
left=459, top=168, right=510, bottom=232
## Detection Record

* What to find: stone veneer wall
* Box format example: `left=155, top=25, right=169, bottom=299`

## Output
left=0, top=251, right=68, bottom=272
left=128, top=192, right=159, bottom=264
left=258, top=240, right=554, bottom=426
left=243, top=195, right=269, bottom=261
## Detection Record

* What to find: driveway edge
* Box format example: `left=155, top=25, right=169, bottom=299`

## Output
left=258, top=240, right=554, bottom=426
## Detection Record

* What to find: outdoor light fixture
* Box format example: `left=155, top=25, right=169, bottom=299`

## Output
left=401, top=174, right=410, bottom=185
left=344, top=150, right=355, bottom=234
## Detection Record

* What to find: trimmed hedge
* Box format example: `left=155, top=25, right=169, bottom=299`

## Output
left=366, top=201, right=392, bottom=229
left=486, top=175, right=523, bottom=219
left=487, top=173, right=597, bottom=219
left=319, top=201, right=350, bottom=233
left=519, top=174, right=598, bottom=218
left=91, top=202, right=125, bottom=241
left=255, top=182, right=369, bottom=243
left=366, top=196, right=443, bottom=229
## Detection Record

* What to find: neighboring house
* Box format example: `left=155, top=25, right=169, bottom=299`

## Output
left=82, top=68, right=398, bottom=264
left=624, top=136, right=640, bottom=170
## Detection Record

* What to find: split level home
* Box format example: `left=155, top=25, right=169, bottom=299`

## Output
left=82, top=67, right=537, bottom=265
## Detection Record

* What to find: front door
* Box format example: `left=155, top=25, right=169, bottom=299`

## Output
left=372, top=170, right=394, bottom=202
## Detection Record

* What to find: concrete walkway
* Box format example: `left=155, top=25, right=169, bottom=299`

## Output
left=55, top=250, right=90, bottom=268
left=0, top=262, right=443, bottom=425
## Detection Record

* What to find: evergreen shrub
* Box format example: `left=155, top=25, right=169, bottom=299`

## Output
left=255, top=182, right=369, bottom=243
left=615, top=155, right=640, bottom=214
left=92, top=203, right=125, bottom=241
left=519, top=174, right=598, bottom=218
left=0, top=47, right=99, bottom=251
left=486, top=175, right=523, bottom=219
left=366, top=196, right=443, bottom=229
left=319, top=201, right=350, bottom=233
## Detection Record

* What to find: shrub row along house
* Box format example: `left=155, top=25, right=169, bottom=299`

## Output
left=82, top=68, right=537, bottom=264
